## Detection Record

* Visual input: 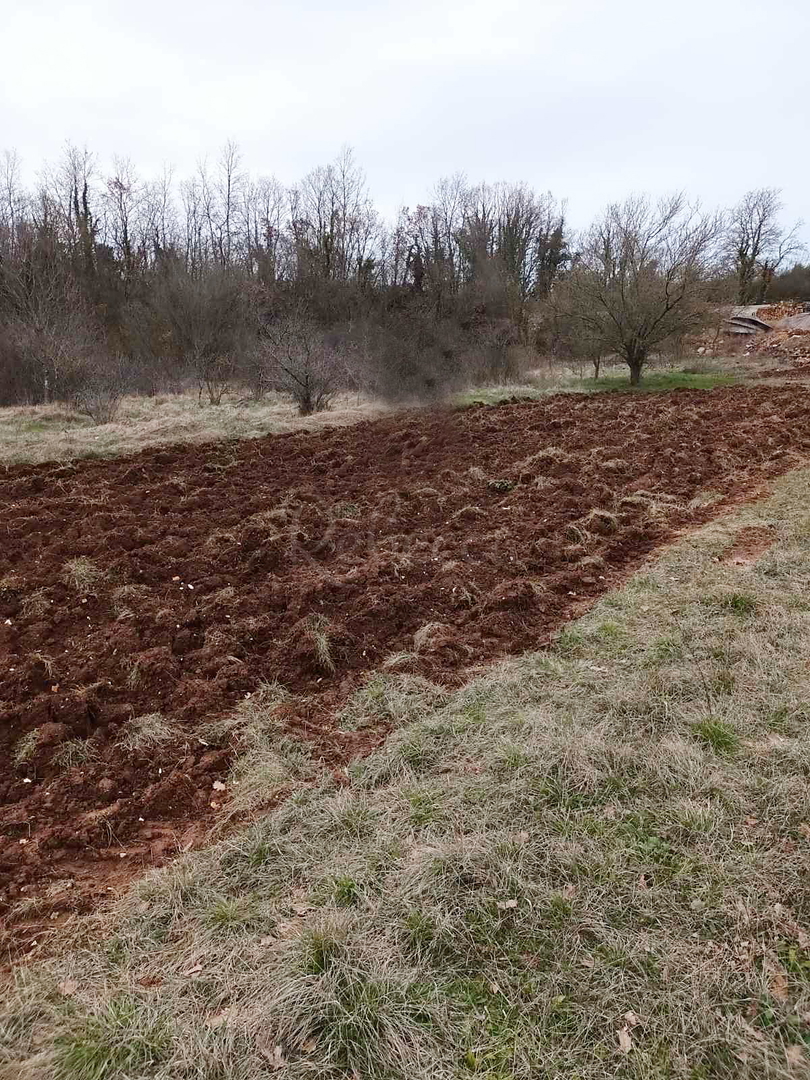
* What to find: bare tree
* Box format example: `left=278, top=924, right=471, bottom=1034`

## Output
left=0, top=150, right=26, bottom=261
left=104, top=157, right=145, bottom=292
left=259, top=310, right=340, bottom=415
left=724, top=188, right=804, bottom=304
left=241, top=174, right=288, bottom=282
left=557, top=195, right=722, bottom=385
left=152, top=264, right=246, bottom=403
left=289, top=148, right=378, bottom=285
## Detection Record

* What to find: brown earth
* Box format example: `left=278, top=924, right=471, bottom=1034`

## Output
left=756, top=359, right=810, bottom=379
left=722, top=524, right=778, bottom=566
left=3, top=385, right=810, bottom=955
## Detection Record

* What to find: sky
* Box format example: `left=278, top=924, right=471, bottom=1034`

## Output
left=2, top=0, right=808, bottom=243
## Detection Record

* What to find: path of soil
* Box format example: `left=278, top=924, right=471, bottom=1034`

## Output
left=3, top=385, right=810, bottom=955
left=722, top=525, right=778, bottom=566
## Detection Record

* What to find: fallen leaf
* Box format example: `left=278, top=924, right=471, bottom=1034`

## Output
left=136, top=975, right=163, bottom=988
left=212, top=781, right=226, bottom=791
left=205, top=1008, right=230, bottom=1028
left=770, top=972, right=789, bottom=1001
left=618, top=1026, right=633, bottom=1054
left=496, top=898, right=518, bottom=911
left=58, top=978, right=78, bottom=996
left=259, top=1043, right=286, bottom=1069
left=489, top=981, right=501, bottom=995
left=301, top=1037, right=318, bottom=1053
left=624, top=1010, right=641, bottom=1027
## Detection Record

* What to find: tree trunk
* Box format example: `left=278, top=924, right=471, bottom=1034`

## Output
left=627, top=351, right=645, bottom=386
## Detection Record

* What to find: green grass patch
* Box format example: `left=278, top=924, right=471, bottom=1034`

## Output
left=692, top=717, right=740, bottom=754
left=54, top=997, right=170, bottom=1080
left=574, top=369, right=738, bottom=393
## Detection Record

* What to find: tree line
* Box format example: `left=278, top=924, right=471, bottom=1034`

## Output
left=0, top=143, right=804, bottom=414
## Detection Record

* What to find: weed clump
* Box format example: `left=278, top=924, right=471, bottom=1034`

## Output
left=62, top=557, right=105, bottom=592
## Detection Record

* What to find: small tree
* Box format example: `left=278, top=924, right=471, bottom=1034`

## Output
left=558, top=195, right=722, bottom=385
left=260, top=312, right=339, bottom=415
left=71, top=355, right=130, bottom=424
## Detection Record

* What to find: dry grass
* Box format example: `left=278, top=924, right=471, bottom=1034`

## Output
left=11, top=730, right=39, bottom=769
left=62, top=558, right=105, bottom=593
left=51, top=738, right=100, bottom=770
left=4, top=469, right=810, bottom=1078
left=0, top=391, right=389, bottom=467
left=119, top=714, right=182, bottom=754
left=0, top=358, right=754, bottom=469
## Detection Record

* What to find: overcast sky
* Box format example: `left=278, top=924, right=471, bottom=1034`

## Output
left=2, top=0, right=808, bottom=241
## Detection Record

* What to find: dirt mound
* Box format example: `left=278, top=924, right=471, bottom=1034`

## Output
left=3, top=385, right=810, bottom=947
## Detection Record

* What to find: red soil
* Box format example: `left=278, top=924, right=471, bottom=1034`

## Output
left=722, top=525, right=778, bottom=566
left=2, top=385, right=810, bottom=952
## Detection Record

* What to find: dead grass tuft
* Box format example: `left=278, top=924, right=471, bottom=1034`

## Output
left=51, top=738, right=100, bottom=770
left=581, top=507, right=619, bottom=533
left=20, top=589, right=51, bottom=620
left=300, top=614, right=336, bottom=674
left=62, top=557, right=105, bottom=593
left=120, top=713, right=182, bottom=753
left=12, top=730, right=39, bottom=768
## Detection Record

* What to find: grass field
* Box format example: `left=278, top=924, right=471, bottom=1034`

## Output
left=3, top=462, right=810, bottom=1079
left=0, top=392, right=388, bottom=467
left=450, top=368, right=739, bottom=408
left=0, top=362, right=746, bottom=468
left=572, top=371, right=738, bottom=393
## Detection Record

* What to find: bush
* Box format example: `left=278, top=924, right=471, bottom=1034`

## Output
left=71, top=359, right=130, bottom=424
left=259, top=312, right=340, bottom=415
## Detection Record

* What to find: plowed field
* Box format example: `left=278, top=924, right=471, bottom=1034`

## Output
left=3, top=385, right=810, bottom=949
